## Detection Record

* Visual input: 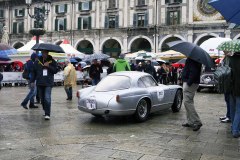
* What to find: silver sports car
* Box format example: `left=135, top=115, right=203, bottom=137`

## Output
left=77, top=71, right=183, bottom=122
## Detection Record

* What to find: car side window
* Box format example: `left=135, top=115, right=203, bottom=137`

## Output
left=141, top=76, right=158, bottom=87
left=138, top=78, right=146, bottom=88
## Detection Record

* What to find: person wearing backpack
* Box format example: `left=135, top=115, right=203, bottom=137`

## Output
left=20, top=53, right=39, bottom=109
left=229, top=52, right=240, bottom=138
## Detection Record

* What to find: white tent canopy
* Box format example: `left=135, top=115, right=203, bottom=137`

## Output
left=60, top=39, right=85, bottom=59
left=17, top=36, right=44, bottom=54
left=200, top=37, right=232, bottom=57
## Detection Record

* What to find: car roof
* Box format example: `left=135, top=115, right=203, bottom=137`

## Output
left=109, top=71, right=150, bottom=79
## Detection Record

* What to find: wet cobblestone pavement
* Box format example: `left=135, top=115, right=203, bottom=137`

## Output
left=0, top=86, right=240, bottom=160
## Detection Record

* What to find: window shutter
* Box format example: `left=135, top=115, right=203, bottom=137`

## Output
left=78, top=17, right=82, bottom=30
left=0, top=10, right=3, bottom=17
left=55, top=5, right=58, bottom=13
left=64, top=18, right=67, bottom=30
left=144, top=11, right=148, bottom=27
left=64, top=4, right=68, bottom=13
left=22, top=8, right=25, bottom=17
left=34, top=21, right=37, bottom=28
left=13, top=22, right=17, bottom=33
left=165, top=0, right=170, bottom=4
left=19, top=22, right=24, bottom=33
left=167, top=11, right=170, bottom=25
left=89, top=1, right=92, bottom=10
left=115, top=15, right=119, bottom=28
left=133, top=13, right=137, bottom=27
left=79, top=2, right=82, bottom=11
left=55, top=19, right=58, bottom=31
left=88, top=16, right=92, bottom=29
left=15, top=9, right=17, bottom=17
left=104, top=15, right=109, bottom=28
left=177, top=10, right=180, bottom=24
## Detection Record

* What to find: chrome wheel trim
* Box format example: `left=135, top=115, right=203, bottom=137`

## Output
left=138, top=100, right=148, bottom=118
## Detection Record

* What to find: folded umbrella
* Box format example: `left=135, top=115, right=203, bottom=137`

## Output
left=167, top=41, right=214, bottom=68
left=217, top=40, right=240, bottom=52
left=208, top=0, right=240, bottom=24
left=32, top=43, right=65, bottom=53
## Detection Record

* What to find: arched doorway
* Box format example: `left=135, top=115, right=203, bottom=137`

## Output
left=76, top=40, right=94, bottom=55
left=102, top=39, right=121, bottom=58
left=196, top=35, right=215, bottom=46
left=130, top=38, right=151, bottom=52
left=13, top=42, right=24, bottom=49
left=161, top=37, right=181, bottom=52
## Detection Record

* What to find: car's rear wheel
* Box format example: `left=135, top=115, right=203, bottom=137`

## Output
left=135, top=99, right=150, bottom=122
left=171, top=90, right=183, bottom=113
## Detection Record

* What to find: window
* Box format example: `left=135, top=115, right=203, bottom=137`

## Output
left=12, top=22, right=24, bottom=34
left=138, top=0, right=145, bottom=6
left=141, top=76, right=158, bottom=87
left=79, top=1, right=92, bottom=11
left=0, top=23, right=3, bottom=33
left=133, top=12, right=148, bottom=27
left=55, top=18, right=67, bottom=31
left=78, top=17, right=91, bottom=30
left=55, top=4, right=67, bottom=13
left=0, top=10, right=4, bottom=18
left=167, top=10, right=180, bottom=25
left=15, top=9, right=25, bottom=17
left=109, top=0, right=116, bottom=8
left=138, top=79, right=146, bottom=88
left=82, top=2, right=89, bottom=10
left=105, top=15, right=119, bottom=29
left=109, top=16, right=115, bottom=28
left=165, top=0, right=182, bottom=4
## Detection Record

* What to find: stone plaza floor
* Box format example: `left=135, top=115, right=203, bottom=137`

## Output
left=0, top=86, right=240, bottom=160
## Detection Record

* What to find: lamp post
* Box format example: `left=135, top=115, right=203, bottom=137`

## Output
left=154, top=0, right=158, bottom=53
left=25, top=0, right=51, bottom=44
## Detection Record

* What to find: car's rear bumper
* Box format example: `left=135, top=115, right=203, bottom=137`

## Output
left=199, top=84, right=215, bottom=88
left=78, top=106, right=136, bottom=116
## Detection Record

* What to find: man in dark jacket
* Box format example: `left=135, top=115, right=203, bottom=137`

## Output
left=181, top=58, right=202, bottom=131
left=229, top=52, right=240, bottom=138
left=89, top=59, right=103, bottom=85
left=30, top=50, right=57, bottom=120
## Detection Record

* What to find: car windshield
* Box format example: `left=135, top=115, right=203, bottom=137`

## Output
left=95, top=75, right=131, bottom=92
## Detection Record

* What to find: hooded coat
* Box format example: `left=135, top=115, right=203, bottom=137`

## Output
left=113, top=59, right=131, bottom=72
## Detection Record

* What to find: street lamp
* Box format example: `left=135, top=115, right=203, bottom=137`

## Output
left=25, top=0, right=51, bottom=44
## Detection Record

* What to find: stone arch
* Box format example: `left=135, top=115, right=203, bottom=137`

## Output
left=100, top=37, right=123, bottom=52
left=128, top=35, right=153, bottom=52
left=159, top=34, right=185, bottom=52
left=12, top=41, right=25, bottom=49
left=233, top=34, right=240, bottom=40
left=75, top=39, right=95, bottom=54
left=194, top=33, right=219, bottom=45
left=100, top=38, right=122, bottom=57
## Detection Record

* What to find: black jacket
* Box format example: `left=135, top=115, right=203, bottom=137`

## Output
left=229, top=54, right=240, bottom=96
left=89, top=64, right=103, bottom=80
left=30, top=55, right=57, bottom=87
left=182, top=58, right=202, bottom=86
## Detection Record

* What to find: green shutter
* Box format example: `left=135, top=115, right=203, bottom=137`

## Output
left=144, top=11, right=148, bottom=27
left=78, top=17, right=82, bottom=30
left=64, top=18, right=67, bottom=30
left=55, top=19, right=58, bottom=31
left=88, top=16, right=91, bottom=29
left=13, top=22, right=17, bottom=34
left=167, top=11, right=170, bottom=25
left=115, top=15, right=119, bottom=28
left=15, top=9, right=17, bottom=17
left=133, top=13, right=137, bottom=27
left=79, top=2, right=82, bottom=11
left=165, top=0, right=170, bottom=4
left=55, top=5, right=58, bottom=13
left=64, top=4, right=67, bottom=13
left=104, top=15, right=109, bottom=28
left=177, top=10, right=180, bottom=24
left=22, top=8, right=25, bottom=17
left=19, top=22, right=24, bottom=33
left=89, top=1, right=92, bottom=10
left=0, top=10, right=3, bottom=17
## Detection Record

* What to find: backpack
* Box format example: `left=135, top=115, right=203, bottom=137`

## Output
left=214, top=58, right=232, bottom=93
left=22, top=63, right=30, bottom=80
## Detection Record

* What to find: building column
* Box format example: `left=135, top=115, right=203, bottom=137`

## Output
left=123, top=36, right=128, bottom=53
left=225, top=29, right=231, bottom=38
left=187, top=30, right=193, bottom=43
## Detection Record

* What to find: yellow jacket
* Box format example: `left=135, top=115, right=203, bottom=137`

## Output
left=64, top=63, right=77, bottom=87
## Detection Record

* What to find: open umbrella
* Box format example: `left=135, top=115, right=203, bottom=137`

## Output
left=32, top=43, right=65, bottom=53
left=0, top=54, right=11, bottom=61
left=167, top=41, right=214, bottom=68
left=0, top=43, right=17, bottom=55
left=83, top=53, right=110, bottom=61
left=217, top=40, right=240, bottom=52
left=209, top=0, right=240, bottom=24
left=172, top=58, right=186, bottom=68
left=69, top=58, right=78, bottom=63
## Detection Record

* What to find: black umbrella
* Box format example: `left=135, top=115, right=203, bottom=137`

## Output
left=167, top=41, right=214, bottom=68
left=32, top=43, right=65, bottom=53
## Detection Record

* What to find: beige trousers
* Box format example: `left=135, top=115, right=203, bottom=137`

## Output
left=183, top=82, right=202, bottom=125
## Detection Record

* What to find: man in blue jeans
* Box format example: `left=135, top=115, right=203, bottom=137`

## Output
left=21, top=53, right=38, bottom=109
left=30, top=50, right=57, bottom=120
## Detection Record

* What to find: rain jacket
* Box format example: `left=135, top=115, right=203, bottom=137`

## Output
left=229, top=54, right=240, bottom=96
left=113, top=59, right=131, bottom=72
left=30, top=55, right=57, bottom=87
left=64, top=63, right=77, bottom=87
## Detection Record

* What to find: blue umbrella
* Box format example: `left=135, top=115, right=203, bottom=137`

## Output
left=0, top=43, right=17, bottom=55
left=70, top=58, right=78, bottom=63
left=209, top=0, right=240, bottom=24
left=0, top=54, right=11, bottom=61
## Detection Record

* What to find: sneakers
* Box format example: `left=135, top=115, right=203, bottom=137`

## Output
left=221, top=117, right=231, bottom=123
left=192, top=124, right=202, bottom=131
left=219, top=116, right=227, bottom=120
left=182, top=123, right=192, bottom=127
left=21, top=104, right=28, bottom=110
left=44, top=115, right=50, bottom=120
left=29, top=105, right=38, bottom=109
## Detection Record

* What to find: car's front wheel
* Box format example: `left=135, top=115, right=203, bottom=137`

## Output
left=171, top=90, right=183, bottom=113
left=135, top=99, right=150, bottom=122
